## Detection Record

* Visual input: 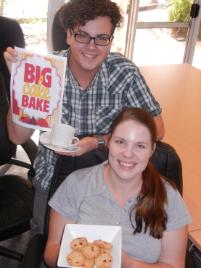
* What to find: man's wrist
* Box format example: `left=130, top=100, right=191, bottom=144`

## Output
left=95, top=136, right=105, bottom=148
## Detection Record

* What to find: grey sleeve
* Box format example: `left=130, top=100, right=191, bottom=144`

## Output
left=48, top=172, right=82, bottom=221
left=166, top=184, right=191, bottom=230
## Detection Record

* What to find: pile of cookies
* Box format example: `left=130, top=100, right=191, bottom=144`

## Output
left=67, top=237, right=113, bottom=268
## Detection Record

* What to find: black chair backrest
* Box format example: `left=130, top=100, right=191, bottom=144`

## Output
left=52, top=6, right=69, bottom=51
left=0, top=72, right=16, bottom=164
left=150, top=141, right=183, bottom=195
left=48, top=141, right=183, bottom=198
left=0, top=16, right=25, bottom=100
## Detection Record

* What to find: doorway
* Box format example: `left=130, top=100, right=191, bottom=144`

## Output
left=112, top=0, right=201, bottom=67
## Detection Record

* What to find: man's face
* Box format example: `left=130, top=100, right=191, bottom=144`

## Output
left=67, top=16, right=113, bottom=75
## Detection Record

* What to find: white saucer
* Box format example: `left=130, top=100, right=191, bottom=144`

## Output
left=39, top=132, right=80, bottom=153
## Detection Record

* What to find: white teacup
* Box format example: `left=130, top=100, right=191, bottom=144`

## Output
left=50, top=123, right=79, bottom=148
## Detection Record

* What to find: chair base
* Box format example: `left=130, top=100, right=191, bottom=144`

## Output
left=0, top=245, right=23, bottom=261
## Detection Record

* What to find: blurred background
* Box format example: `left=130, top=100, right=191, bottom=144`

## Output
left=0, top=0, right=201, bottom=68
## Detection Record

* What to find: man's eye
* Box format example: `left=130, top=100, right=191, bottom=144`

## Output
left=97, top=35, right=110, bottom=41
left=79, top=33, right=89, bottom=38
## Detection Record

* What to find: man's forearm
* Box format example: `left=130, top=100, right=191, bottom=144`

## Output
left=153, top=114, right=165, bottom=141
left=7, top=108, right=34, bottom=144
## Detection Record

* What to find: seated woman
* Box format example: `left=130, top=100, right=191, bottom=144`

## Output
left=44, top=107, right=191, bottom=268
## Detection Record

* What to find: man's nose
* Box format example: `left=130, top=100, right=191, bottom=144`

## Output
left=88, top=37, right=96, bottom=48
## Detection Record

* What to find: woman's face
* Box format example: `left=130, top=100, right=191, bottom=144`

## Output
left=108, top=119, right=154, bottom=184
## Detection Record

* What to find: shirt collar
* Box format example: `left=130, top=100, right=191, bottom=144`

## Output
left=66, top=48, right=109, bottom=91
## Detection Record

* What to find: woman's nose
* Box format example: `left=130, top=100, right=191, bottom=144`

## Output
left=122, top=146, right=135, bottom=158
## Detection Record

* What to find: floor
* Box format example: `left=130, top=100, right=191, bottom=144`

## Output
left=0, top=231, right=31, bottom=268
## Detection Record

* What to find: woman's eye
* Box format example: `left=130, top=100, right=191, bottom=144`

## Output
left=137, top=144, right=146, bottom=149
left=115, top=139, right=124, bottom=145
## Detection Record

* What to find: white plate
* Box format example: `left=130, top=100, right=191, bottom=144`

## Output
left=57, top=224, right=122, bottom=268
left=39, top=132, right=80, bottom=153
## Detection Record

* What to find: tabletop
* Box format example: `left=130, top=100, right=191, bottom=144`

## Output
left=139, top=64, right=201, bottom=233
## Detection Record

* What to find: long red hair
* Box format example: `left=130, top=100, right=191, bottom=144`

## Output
left=109, top=107, right=168, bottom=239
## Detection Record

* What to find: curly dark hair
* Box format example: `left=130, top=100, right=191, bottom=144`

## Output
left=58, top=0, right=123, bottom=33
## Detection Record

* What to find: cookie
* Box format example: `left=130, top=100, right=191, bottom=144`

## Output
left=84, top=258, right=95, bottom=268
left=67, top=251, right=85, bottom=267
left=82, top=244, right=100, bottom=259
left=70, top=237, right=88, bottom=251
left=100, top=248, right=110, bottom=254
left=95, top=253, right=113, bottom=268
left=93, top=240, right=113, bottom=250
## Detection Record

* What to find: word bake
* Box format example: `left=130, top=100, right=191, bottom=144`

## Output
left=21, top=63, right=51, bottom=112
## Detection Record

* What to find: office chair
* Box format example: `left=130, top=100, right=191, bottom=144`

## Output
left=18, top=141, right=196, bottom=268
left=0, top=16, right=39, bottom=262
left=0, top=70, right=37, bottom=261
left=0, top=16, right=25, bottom=100
left=0, top=15, right=37, bottom=171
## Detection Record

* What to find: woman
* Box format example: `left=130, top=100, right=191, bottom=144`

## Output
left=44, top=107, right=191, bottom=268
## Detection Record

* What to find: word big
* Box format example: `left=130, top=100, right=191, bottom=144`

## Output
left=24, top=63, right=52, bottom=87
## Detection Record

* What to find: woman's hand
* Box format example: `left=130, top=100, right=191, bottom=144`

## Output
left=121, top=251, right=132, bottom=268
left=3, top=47, right=18, bottom=73
left=44, top=209, right=74, bottom=268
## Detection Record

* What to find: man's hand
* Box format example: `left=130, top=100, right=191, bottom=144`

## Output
left=55, top=136, right=98, bottom=157
left=3, top=47, right=18, bottom=73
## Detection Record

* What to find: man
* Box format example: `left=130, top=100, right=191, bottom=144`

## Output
left=4, top=0, right=164, bottom=232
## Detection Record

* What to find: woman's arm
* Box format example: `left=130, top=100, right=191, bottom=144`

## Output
left=44, top=208, right=75, bottom=268
left=122, top=225, right=188, bottom=268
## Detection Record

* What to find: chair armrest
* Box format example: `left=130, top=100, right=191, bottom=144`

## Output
left=22, top=138, right=38, bottom=165
left=19, top=234, right=47, bottom=268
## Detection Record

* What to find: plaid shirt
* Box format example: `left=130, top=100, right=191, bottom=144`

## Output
left=34, top=50, right=161, bottom=190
